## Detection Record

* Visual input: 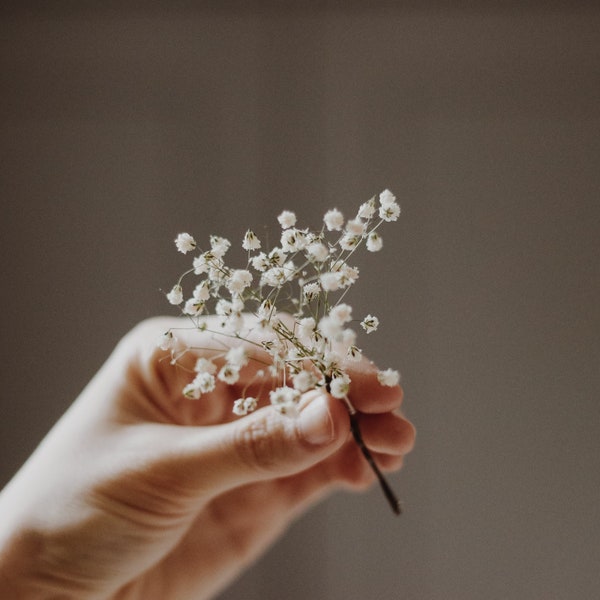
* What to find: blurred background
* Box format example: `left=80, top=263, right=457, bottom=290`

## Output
left=1, top=2, right=599, bottom=599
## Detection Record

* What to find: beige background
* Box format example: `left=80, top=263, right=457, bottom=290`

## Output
left=2, top=3, right=599, bottom=599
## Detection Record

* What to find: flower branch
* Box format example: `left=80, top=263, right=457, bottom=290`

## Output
left=160, top=189, right=404, bottom=514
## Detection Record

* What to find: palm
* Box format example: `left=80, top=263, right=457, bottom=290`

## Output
left=116, top=474, right=330, bottom=600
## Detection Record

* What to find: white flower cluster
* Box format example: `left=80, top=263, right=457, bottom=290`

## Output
left=161, top=189, right=402, bottom=416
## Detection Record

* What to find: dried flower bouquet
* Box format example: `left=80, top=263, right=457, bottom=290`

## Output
left=160, top=190, right=403, bottom=514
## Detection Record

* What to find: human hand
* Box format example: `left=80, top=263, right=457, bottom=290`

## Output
left=0, top=316, right=415, bottom=599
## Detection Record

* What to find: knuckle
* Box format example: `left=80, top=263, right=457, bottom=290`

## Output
left=232, top=411, right=289, bottom=474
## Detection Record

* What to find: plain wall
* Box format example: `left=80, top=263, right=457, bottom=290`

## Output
left=1, top=3, right=599, bottom=599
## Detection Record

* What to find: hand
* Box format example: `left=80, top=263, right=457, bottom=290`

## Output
left=0, top=316, right=415, bottom=599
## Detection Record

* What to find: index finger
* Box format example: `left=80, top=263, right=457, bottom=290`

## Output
left=345, top=360, right=404, bottom=414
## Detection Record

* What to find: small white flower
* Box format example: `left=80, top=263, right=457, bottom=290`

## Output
left=215, top=298, right=233, bottom=316
left=261, top=267, right=287, bottom=288
left=318, top=315, right=342, bottom=341
left=257, top=299, right=276, bottom=320
left=338, top=264, right=359, bottom=287
left=251, top=252, right=269, bottom=272
left=377, top=368, right=400, bottom=387
left=210, top=235, right=231, bottom=258
left=157, top=330, right=177, bottom=351
left=193, top=252, right=211, bottom=275
left=345, top=218, right=366, bottom=236
left=296, top=229, right=309, bottom=250
left=193, top=280, right=211, bottom=301
left=233, top=396, right=258, bottom=415
left=175, top=233, right=196, bottom=254
left=346, top=345, right=362, bottom=361
left=282, top=260, right=297, bottom=280
left=194, top=357, right=217, bottom=375
left=184, top=297, right=205, bottom=316
left=297, top=316, right=316, bottom=339
left=303, top=282, right=321, bottom=301
left=223, top=312, right=245, bottom=334
left=262, top=263, right=293, bottom=288
left=329, top=303, right=353, bottom=324
left=339, top=233, right=361, bottom=251
left=193, top=371, right=216, bottom=393
left=323, top=208, right=344, bottom=231
left=270, top=386, right=300, bottom=404
left=243, top=396, right=258, bottom=413
left=268, top=247, right=286, bottom=266
left=277, top=210, right=297, bottom=229
left=305, top=231, right=321, bottom=244
left=379, top=189, right=396, bottom=208
left=360, top=314, right=379, bottom=333
left=340, top=327, right=357, bottom=347
left=329, top=375, right=350, bottom=399
left=166, top=284, right=184, bottom=305
left=330, top=259, right=344, bottom=272
left=379, top=202, right=401, bottom=222
left=227, top=269, right=253, bottom=294
left=281, top=228, right=305, bottom=252
left=232, top=398, right=247, bottom=416
left=218, top=364, right=241, bottom=384
left=293, top=369, right=319, bottom=392
left=270, top=386, right=301, bottom=416
left=320, top=271, right=342, bottom=292
left=225, top=346, right=249, bottom=368
left=183, top=382, right=201, bottom=400
left=322, top=350, right=343, bottom=371
left=306, top=241, right=329, bottom=262
left=209, top=262, right=228, bottom=284
left=242, top=230, right=261, bottom=251
left=357, top=198, right=376, bottom=219
left=366, top=231, right=383, bottom=252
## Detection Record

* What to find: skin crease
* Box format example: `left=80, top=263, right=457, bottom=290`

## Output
left=0, top=316, right=415, bottom=600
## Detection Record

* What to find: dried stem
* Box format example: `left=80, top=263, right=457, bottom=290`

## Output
left=329, top=382, right=402, bottom=516
left=348, top=411, right=402, bottom=516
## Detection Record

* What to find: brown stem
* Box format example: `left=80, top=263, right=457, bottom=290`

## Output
left=348, top=411, right=402, bottom=516
left=325, top=378, right=402, bottom=516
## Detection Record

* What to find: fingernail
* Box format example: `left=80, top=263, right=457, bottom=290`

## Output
left=298, top=395, right=334, bottom=445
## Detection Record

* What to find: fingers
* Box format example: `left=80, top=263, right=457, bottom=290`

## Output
left=345, top=359, right=404, bottom=414
left=316, top=409, right=415, bottom=492
left=355, top=412, right=416, bottom=455
left=163, top=392, right=351, bottom=498
left=120, top=317, right=413, bottom=502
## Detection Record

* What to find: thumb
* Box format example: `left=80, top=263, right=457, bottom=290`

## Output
left=174, top=392, right=350, bottom=496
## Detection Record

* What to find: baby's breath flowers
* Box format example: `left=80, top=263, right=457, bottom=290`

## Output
left=161, top=189, right=404, bottom=514
left=174, top=232, right=196, bottom=254
left=361, top=314, right=380, bottom=334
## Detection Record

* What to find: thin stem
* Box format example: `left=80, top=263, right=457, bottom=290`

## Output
left=348, top=411, right=402, bottom=516
left=337, top=390, right=402, bottom=516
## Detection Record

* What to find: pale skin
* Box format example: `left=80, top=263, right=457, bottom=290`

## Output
left=0, top=316, right=416, bottom=599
